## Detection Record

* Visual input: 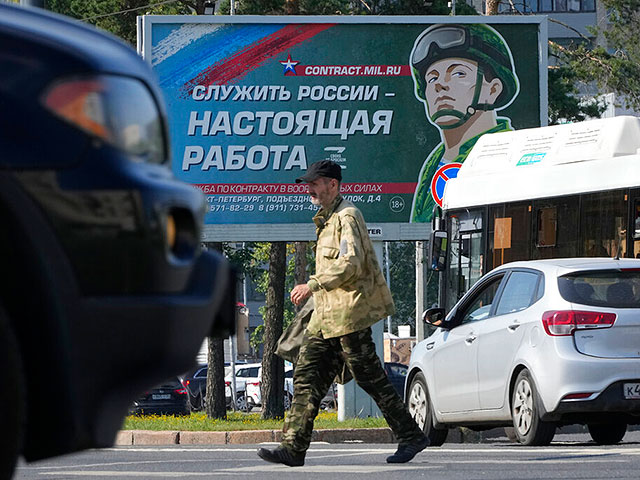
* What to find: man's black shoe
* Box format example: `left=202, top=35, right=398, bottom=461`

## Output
left=386, top=435, right=429, bottom=463
left=257, top=446, right=305, bottom=467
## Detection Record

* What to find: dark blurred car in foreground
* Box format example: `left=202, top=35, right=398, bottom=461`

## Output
left=130, top=377, right=189, bottom=416
left=0, top=4, right=235, bottom=478
left=385, top=362, right=408, bottom=397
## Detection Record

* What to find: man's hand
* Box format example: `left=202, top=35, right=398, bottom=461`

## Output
left=290, top=284, right=312, bottom=306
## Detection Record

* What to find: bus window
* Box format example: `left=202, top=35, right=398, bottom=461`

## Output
left=532, top=196, right=579, bottom=260
left=446, top=210, right=483, bottom=310
left=536, top=207, right=557, bottom=248
left=489, top=203, right=531, bottom=268
left=581, top=191, right=626, bottom=258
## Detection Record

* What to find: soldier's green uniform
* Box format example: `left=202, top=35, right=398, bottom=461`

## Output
left=280, top=195, right=424, bottom=454
left=409, top=24, right=520, bottom=223
left=411, top=118, right=513, bottom=223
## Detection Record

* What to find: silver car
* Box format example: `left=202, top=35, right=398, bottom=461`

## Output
left=406, top=258, right=640, bottom=446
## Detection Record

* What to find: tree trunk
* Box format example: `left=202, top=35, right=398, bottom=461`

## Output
left=261, top=242, right=286, bottom=419
left=284, top=0, right=300, bottom=15
left=205, top=242, right=227, bottom=419
left=486, top=0, right=499, bottom=15
left=293, top=242, right=307, bottom=312
left=205, top=337, right=227, bottom=418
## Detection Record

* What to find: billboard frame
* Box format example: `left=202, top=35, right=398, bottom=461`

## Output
left=139, top=15, right=548, bottom=242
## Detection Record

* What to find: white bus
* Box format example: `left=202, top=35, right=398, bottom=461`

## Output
left=431, top=115, right=640, bottom=311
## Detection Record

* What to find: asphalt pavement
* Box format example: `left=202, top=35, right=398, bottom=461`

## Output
left=15, top=431, right=640, bottom=480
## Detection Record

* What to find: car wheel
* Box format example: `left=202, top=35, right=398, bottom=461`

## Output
left=0, top=307, right=25, bottom=480
left=189, top=393, right=203, bottom=413
left=235, top=393, right=250, bottom=413
left=511, top=370, right=555, bottom=446
left=407, top=372, right=447, bottom=446
left=588, top=422, right=626, bottom=445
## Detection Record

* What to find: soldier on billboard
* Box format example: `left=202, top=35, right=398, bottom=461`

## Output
left=257, top=160, right=428, bottom=467
left=410, top=24, right=520, bottom=222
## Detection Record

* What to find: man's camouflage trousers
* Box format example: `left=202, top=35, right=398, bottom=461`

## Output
left=281, top=327, right=424, bottom=454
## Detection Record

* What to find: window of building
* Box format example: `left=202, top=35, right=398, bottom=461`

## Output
left=501, top=0, right=595, bottom=12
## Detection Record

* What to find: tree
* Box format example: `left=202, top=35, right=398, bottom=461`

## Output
left=204, top=243, right=227, bottom=419
left=557, top=0, right=640, bottom=111
left=261, top=242, right=286, bottom=418
left=45, top=1, right=204, bottom=46
left=293, top=242, right=308, bottom=311
left=387, top=242, right=438, bottom=336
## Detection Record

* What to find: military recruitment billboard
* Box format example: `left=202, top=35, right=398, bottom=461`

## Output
left=139, top=16, right=548, bottom=241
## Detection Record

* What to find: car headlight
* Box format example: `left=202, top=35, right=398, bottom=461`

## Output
left=42, top=74, right=167, bottom=164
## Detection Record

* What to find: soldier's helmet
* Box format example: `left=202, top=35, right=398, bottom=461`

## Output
left=411, top=24, right=519, bottom=112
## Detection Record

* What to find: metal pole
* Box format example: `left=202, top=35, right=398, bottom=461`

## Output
left=230, top=0, right=235, bottom=15
left=415, top=241, right=427, bottom=342
left=384, top=241, right=392, bottom=334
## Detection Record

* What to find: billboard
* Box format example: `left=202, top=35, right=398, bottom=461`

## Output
left=139, top=16, right=548, bottom=241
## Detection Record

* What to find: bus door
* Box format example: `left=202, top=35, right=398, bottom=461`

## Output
left=445, top=209, right=483, bottom=311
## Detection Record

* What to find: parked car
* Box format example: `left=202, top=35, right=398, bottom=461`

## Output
left=384, top=362, right=408, bottom=398
left=407, top=258, right=640, bottom=447
left=245, top=366, right=294, bottom=410
left=0, top=4, right=235, bottom=478
left=182, top=362, right=247, bottom=411
left=320, top=383, right=338, bottom=411
left=130, top=377, right=189, bottom=416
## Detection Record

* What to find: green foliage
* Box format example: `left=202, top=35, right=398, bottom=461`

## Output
left=248, top=242, right=314, bottom=351
left=554, top=0, right=640, bottom=111
left=547, top=66, right=606, bottom=125
left=123, top=410, right=388, bottom=430
left=218, top=0, right=474, bottom=16
left=45, top=0, right=193, bottom=45
left=387, top=242, right=438, bottom=336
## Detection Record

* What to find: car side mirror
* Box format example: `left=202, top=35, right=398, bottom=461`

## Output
left=429, top=230, right=448, bottom=271
left=423, top=307, right=447, bottom=329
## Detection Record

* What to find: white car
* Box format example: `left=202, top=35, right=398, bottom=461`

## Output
left=245, top=366, right=294, bottom=410
left=407, top=258, right=640, bottom=446
left=225, top=363, right=261, bottom=412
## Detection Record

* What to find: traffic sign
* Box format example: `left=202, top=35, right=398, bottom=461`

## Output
left=430, top=162, right=462, bottom=207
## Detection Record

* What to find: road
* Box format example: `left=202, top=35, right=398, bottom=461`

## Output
left=15, top=431, right=640, bottom=479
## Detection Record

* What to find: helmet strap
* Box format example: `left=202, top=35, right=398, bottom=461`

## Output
left=436, top=64, right=496, bottom=130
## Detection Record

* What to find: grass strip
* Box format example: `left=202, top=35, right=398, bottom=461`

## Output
left=122, top=411, right=388, bottom=432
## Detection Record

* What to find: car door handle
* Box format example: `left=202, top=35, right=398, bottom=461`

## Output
left=426, top=342, right=435, bottom=350
left=465, top=335, right=477, bottom=344
left=508, top=321, right=521, bottom=331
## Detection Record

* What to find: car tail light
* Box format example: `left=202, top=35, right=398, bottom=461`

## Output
left=542, top=310, right=616, bottom=336
left=562, top=392, right=594, bottom=400
left=174, top=388, right=188, bottom=395
left=248, top=381, right=260, bottom=387
left=183, top=379, right=191, bottom=386
left=225, top=381, right=230, bottom=386
left=42, top=75, right=166, bottom=164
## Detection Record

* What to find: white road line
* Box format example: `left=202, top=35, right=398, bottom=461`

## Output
left=104, top=446, right=640, bottom=456
left=39, top=471, right=243, bottom=477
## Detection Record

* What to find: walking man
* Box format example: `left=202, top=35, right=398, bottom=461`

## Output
left=257, top=160, right=428, bottom=467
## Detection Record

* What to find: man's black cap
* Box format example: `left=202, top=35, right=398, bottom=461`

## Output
left=295, top=160, right=342, bottom=183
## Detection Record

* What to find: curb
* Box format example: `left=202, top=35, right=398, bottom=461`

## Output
left=115, top=427, right=396, bottom=446
left=115, top=426, right=513, bottom=446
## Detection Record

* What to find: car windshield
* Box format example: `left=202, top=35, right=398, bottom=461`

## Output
left=558, top=270, right=640, bottom=308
